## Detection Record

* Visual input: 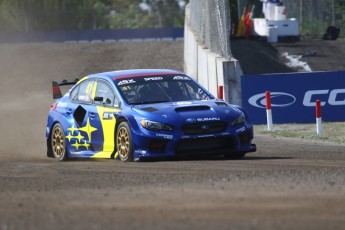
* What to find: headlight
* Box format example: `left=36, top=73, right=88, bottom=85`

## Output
left=231, top=113, right=246, bottom=126
left=140, top=119, right=173, bottom=131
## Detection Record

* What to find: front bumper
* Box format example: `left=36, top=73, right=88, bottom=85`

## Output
left=131, top=127, right=256, bottom=160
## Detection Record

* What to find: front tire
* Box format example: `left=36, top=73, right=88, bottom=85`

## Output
left=116, top=122, right=133, bottom=162
left=51, top=123, right=68, bottom=161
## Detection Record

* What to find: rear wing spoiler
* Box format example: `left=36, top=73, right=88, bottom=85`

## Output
left=52, top=78, right=79, bottom=99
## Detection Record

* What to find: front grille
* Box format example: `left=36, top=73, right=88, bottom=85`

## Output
left=182, top=122, right=227, bottom=135
left=176, top=136, right=235, bottom=155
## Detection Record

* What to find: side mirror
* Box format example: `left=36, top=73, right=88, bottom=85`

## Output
left=105, top=98, right=112, bottom=105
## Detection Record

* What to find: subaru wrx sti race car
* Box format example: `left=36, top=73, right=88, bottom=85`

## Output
left=46, top=69, right=256, bottom=161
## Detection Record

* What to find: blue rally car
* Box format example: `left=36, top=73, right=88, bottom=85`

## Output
left=46, top=69, right=256, bottom=161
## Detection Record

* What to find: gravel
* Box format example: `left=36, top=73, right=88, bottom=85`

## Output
left=0, top=41, right=344, bottom=230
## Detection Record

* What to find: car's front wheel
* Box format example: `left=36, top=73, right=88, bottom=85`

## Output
left=116, top=122, right=133, bottom=162
left=51, top=123, right=68, bottom=161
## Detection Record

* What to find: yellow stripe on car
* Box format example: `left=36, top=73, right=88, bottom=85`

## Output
left=91, top=106, right=120, bottom=158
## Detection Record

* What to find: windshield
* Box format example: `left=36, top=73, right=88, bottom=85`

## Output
left=115, top=75, right=213, bottom=105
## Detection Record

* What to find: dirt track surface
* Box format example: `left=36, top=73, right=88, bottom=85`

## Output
left=1, top=41, right=345, bottom=230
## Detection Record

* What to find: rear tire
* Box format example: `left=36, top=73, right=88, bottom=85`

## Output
left=116, top=122, right=133, bottom=162
left=51, top=123, right=68, bottom=161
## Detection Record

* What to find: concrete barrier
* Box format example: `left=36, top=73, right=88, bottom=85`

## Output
left=184, top=4, right=243, bottom=105
left=207, top=52, right=218, bottom=97
left=197, top=45, right=209, bottom=90
left=184, top=18, right=198, bottom=81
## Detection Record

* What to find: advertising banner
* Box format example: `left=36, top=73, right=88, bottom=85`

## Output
left=241, top=71, right=345, bottom=124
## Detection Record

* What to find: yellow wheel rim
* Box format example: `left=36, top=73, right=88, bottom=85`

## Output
left=117, top=127, right=130, bottom=159
left=52, top=126, right=65, bottom=158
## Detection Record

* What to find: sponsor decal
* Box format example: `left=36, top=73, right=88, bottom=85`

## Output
left=144, top=77, right=163, bottom=81
left=173, top=76, right=190, bottom=80
left=174, top=101, right=193, bottom=105
left=57, top=102, right=68, bottom=108
left=249, top=89, right=345, bottom=108
left=181, top=135, right=190, bottom=139
left=78, top=95, right=91, bottom=101
left=186, top=118, right=197, bottom=123
left=196, top=117, right=220, bottom=122
left=187, top=117, right=220, bottom=123
left=118, top=79, right=136, bottom=85
left=249, top=92, right=296, bottom=108
left=197, top=134, right=215, bottom=138
left=221, top=132, right=230, bottom=136
left=135, top=150, right=147, bottom=155
left=236, top=127, right=246, bottom=133
left=102, top=112, right=113, bottom=120
left=303, top=89, right=345, bottom=106
left=156, top=133, right=173, bottom=140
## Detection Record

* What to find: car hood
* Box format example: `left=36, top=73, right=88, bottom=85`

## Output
left=131, top=100, right=243, bottom=125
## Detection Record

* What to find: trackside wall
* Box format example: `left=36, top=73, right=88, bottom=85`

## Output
left=184, top=4, right=243, bottom=105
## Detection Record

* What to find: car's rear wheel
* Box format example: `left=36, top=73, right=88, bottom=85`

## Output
left=117, top=122, right=133, bottom=162
left=51, top=123, right=68, bottom=161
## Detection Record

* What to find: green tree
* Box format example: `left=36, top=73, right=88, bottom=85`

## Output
left=146, top=0, right=184, bottom=28
left=0, top=0, right=33, bottom=31
left=335, top=0, right=345, bottom=31
left=0, top=0, right=110, bottom=31
left=108, top=0, right=185, bottom=29
left=0, top=0, right=187, bottom=31
left=108, top=3, right=156, bottom=29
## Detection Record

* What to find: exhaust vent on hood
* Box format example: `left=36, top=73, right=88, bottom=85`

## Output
left=215, top=102, right=228, bottom=106
left=175, top=105, right=210, bottom=112
left=140, top=107, right=158, bottom=112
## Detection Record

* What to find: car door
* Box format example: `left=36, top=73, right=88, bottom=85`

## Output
left=66, top=79, right=97, bottom=154
left=88, top=79, right=121, bottom=158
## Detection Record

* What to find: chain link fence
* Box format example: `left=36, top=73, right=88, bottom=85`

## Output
left=236, top=0, right=344, bottom=39
left=189, top=0, right=232, bottom=59
left=283, top=0, right=344, bottom=38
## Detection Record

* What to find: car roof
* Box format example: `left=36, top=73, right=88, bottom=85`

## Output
left=87, top=69, right=185, bottom=81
